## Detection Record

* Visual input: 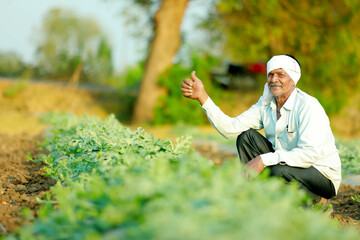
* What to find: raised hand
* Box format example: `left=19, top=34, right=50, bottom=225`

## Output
left=181, top=71, right=209, bottom=105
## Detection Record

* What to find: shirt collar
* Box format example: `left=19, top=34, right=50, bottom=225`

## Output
left=266, top=88, right=297, bottom=110
left=283, top=88, right=297, bottom=110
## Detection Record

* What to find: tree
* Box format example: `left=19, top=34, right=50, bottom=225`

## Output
left=35, top=8, right=113, bottom=84
left=201, top=0, right=360, bottom=114
left=0, top=52, right=27, bottom=77
left=131, top=0, right=190, bottom=124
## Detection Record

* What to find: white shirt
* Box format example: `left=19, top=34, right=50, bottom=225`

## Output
left=201, top=87, right=341, bottom=193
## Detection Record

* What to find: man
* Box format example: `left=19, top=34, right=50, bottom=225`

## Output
left=181, top=54, right=341, bottom=211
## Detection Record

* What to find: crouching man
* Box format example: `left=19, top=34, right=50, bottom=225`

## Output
left=181, top=54, right=341, bottom=213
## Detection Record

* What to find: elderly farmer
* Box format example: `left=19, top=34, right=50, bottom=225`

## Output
left=181, top=54, right=341, bottom=211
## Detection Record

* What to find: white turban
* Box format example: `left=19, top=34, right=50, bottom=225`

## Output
left=267, top=55, right=301, bottom=84
left=260, top=55, right=301, bottom=105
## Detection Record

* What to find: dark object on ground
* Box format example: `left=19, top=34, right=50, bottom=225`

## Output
left=211, top=62, right=266, bottom=90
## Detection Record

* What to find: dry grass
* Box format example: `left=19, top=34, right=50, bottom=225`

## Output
left=0, top=80, right=118, bottom=135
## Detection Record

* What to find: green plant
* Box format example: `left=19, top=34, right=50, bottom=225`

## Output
left=34, top=8, right=113, bottom=84
left=351, top=195, right=360, bottom=203
left=6, top=113, right=360, bottom=240
left=311, top=202, right=333, bottom=214
left=0, top=52, right=28, bottom=77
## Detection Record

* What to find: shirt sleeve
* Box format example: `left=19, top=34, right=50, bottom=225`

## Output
left=261, top=98, right=333, bottom=167
left=201, top=97, right=263, bottom=139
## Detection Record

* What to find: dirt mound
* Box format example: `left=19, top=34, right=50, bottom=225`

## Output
left=0, top=80, right=122, bottom=135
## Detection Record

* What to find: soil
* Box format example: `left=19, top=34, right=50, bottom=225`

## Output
left=332, top=185, right=360, bottom=228
left=0, top=134, right=56, bottom=235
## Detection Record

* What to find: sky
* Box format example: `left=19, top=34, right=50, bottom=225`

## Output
left=0, top=0, right=210, bottom=72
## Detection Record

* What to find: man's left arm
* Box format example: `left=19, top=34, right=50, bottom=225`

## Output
left=247, top=156, right=265, bottom=174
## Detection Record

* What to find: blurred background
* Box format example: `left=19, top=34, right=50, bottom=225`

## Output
left=0, top=0, right=359, bottom=139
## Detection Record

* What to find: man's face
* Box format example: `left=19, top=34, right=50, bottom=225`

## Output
left=267, top=68, right=295, bottom=98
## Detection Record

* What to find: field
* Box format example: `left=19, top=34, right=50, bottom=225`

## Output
left=0, top=80, right=359, bottom=238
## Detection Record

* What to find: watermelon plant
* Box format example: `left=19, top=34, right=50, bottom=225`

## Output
left=4, top=113, right=360, bottom=240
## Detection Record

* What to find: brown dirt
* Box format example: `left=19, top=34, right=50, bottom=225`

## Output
left=0, top=134, right=56, bottom=236
left=332, top=185, right=360, bottom=229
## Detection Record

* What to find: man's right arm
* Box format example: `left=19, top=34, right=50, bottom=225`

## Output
left=201, top=97, right=263, bottom=139
left=181, top=71, right=263, bottom=139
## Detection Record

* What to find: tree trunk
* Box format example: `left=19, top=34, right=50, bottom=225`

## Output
left=68, top=62, right=83, bottom=88
left=132, top=0, right=190, bottom=124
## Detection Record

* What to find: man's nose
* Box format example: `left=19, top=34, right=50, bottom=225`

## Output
left=270, top=75, right=279, bottom=83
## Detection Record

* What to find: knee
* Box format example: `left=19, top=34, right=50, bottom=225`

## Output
left=269, top=165, right=292, bottom=181
left=236, top=129, right=257, bottom=145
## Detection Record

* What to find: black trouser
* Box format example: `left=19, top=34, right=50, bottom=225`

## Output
left=236, top=129, right=336, bottom=199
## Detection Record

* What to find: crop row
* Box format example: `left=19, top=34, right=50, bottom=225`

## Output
left=4, top=113, right=360, bottom=240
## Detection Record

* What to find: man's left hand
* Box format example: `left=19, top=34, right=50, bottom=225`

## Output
left=246, top=156, right=265, bottom=174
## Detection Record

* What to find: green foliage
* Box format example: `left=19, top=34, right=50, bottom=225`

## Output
left=84, top=37, right=114, bottom=84
left=311, top=202, right=333, bottom=214
left=121, top=0, right=161, bottom=40
left=201, top=0, right=360, bottom=115
left=104, top=63, right=145, bottom=123
left=35, top=8, right=113, bottom=84
left=351, top=195, right=360, bottom=203
left=336, top=139, right=360, bottom=177
left=7, top=113, right=360, bottom=239
left=116, top=62, right=144, bottom=90
left=37, top=113, right=190, bottom=182
left=154, top=52, right=223, bottom=125
left=0, top=52, right=27, bottom=77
